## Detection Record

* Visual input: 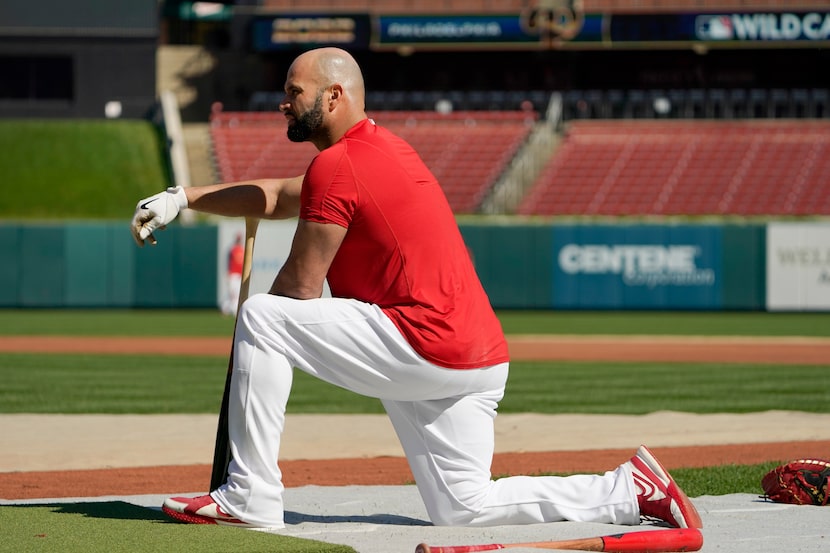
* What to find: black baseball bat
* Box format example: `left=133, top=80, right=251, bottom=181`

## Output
left=210, top=217, right=259, bottom=491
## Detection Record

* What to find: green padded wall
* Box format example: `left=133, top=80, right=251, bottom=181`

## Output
left=0, top=222, right=769, bottom=310
left=722, top=224, right=766, bottom=310
left=0, top=223, right=217, bottom=308
left=460, top=223, right=554, bottom=309
left=0, top=226, right=20, bottom=306
left=20, top=226, right=65, bottom=307
left=131, top=225, right=218, bottom=307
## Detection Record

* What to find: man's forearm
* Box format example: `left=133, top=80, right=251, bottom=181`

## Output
left=185, top=177, right=303, bottom=219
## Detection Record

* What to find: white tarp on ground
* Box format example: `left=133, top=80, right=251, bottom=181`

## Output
left=4, top=488, right=826, bottom=553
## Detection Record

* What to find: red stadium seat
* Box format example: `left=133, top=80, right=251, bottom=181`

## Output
left=209, top=109, right=537, bottom=214
left=519, top=120, right=830, bottom=217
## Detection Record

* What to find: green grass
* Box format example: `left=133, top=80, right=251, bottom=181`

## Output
left=0, top=352, right=384, bottom=414
left=0, top=353, right=229, bottom=414
left=0, top=120, right=171, bottom=220
left=0, top=309, right=236, bottom=336
left=499, top=361, right=830, bottom=414
left=1, top=501, right=356, bottom=553
left=671, top=462, right=781, bottom=498
left=1, top=353, right=827, bottom=415
left=529, top=461, right=780, bottom=498
left=0, top=309, right=827, bottom=416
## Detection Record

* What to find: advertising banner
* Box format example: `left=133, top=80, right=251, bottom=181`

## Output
left=251, top=14, right=372, bottom=51
left=766, top=223, right=830, bottom=311
left=247, top=9, right=829, bottom=51
left=552, top=225, right=722, bottom=309
left=375, top=15, right=541, bottom=48
left=217, top=220, right=331, bottom=314
left=371, top=11, right=830, bottom=50
left=610, top=11, right=830, bottom=45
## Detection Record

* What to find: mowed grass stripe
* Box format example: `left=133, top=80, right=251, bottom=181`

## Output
left=1, top=353, right=826, bottom=415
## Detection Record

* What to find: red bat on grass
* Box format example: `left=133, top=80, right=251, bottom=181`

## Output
left=415, top=528, right=703, bottom=553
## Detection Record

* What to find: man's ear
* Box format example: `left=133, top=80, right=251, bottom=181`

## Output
left=328, top=84, right=343, bottom=109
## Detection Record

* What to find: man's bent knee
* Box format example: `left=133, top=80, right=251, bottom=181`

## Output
left=422, top=493, right=485, bottom=527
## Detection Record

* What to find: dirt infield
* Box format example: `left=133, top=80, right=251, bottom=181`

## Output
left=4, top=440, right=830, bottom=500
left=1, top=334, right=828, bottom=500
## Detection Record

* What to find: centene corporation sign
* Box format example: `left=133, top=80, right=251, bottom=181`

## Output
left=558, top=244, right=715, bottom=288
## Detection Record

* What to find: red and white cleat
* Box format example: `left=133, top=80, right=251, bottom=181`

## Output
left=628, top=445, right=704, bottom=529
left=162, top=494, right=256, bottom=528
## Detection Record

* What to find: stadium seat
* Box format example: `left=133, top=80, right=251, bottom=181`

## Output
left=518, top=120, right=830, bottom=217
left=209, top=108, right=537, bottom=214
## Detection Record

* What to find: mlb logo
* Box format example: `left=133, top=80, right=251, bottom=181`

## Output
left=695, top=15, right=733, bottom=40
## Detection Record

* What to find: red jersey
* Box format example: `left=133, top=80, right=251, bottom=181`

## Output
left=300, top=119, right=509, bottom=369
left=228, top=244, right=244, bottom=275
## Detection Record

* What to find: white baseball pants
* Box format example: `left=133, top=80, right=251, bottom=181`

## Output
left=211, top=293, right=639, bottom=528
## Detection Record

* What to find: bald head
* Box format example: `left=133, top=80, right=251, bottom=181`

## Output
left=281, top=48, right=367, bottom=149
left=303, top=48, right=365, bottom=102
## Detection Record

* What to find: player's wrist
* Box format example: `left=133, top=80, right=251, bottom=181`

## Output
left=167, top=186, right=189, bottom=210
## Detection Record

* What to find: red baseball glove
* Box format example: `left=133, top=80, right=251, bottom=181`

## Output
left=761, top=459, right=830, bottom=506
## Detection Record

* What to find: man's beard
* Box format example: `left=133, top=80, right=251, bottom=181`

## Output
left=286, top=92, right=324, bottom=143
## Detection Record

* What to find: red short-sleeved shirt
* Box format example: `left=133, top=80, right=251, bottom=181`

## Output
left=300, top=119, right=509, bottom=369
left=228, top=244, right=244, bottom=275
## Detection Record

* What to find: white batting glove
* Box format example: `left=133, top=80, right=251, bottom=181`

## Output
left=131, top=186, right=189, bottom=246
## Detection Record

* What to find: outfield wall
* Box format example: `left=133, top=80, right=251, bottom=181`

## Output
left=766, top=222, right=830, bottom=311
left=1, top=221, right=826, bottom=311
left=463, top=223, right=767, bottom=310
left=0, top=223, right=217, bottom=308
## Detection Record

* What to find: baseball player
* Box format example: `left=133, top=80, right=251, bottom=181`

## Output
left=221, top=233, right=245, bottom=316
left=131, top=47, right=702, bottom=530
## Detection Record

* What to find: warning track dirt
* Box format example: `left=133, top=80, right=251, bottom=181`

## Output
left=1, top=334, right=829, bottom=364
